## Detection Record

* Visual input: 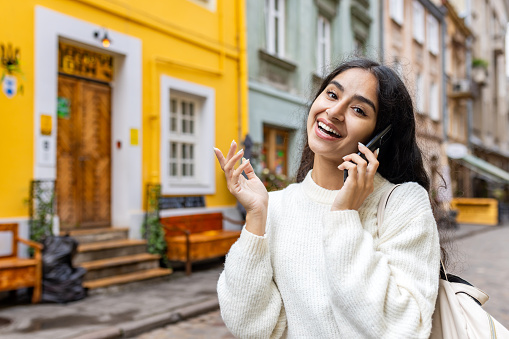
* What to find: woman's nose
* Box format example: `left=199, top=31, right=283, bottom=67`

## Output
left=326, top=102, right=346, bottom=122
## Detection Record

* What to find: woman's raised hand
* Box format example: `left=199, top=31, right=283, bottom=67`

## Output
left=331, top=142, right=379, bottom=211
left=214, top=141, right=269, bottom=234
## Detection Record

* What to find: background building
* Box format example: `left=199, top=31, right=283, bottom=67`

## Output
left=381, top=0, right=449, bottom=203
left=445, top=0, right=509, bottom=222
left=0, top=0, right=248, bottom=252
left=246, top=0, right=380, bottom=178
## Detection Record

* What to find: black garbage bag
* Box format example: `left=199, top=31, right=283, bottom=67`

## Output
left=41, top=235, right=87, bottom=303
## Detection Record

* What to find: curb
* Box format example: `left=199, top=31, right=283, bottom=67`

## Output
left=73, top=298, right=220, bottom=339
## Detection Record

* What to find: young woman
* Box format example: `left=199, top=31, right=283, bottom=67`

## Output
left=213, top=59, right=440, bottom=338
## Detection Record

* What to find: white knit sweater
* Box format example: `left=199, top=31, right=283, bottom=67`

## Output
left=217, top=170, right=440, bottom=339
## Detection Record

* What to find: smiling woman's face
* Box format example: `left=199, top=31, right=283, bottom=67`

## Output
left=307, top=68, right=378, bottom=164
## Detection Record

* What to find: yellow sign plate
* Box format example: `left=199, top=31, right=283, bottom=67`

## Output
left=130, top=128, right=139, bottom=146
left=40, top=115, right=52, bottom=136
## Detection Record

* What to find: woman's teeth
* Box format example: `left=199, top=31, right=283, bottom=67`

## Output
left=318, top=121, right=341, bottom=137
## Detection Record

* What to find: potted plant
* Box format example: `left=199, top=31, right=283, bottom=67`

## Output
left=472, top=58, right=488, bottom=85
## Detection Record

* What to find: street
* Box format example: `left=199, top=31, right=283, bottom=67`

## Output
left=452, top=225, right=509, bottom=326
left=137, top=225, right=509, bottom=338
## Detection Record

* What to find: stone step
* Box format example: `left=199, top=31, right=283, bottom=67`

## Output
left=80, top=253, right=161, bottom=281
left=83, top=268, right=173, bottom=290
left=61, top=227, right=129, bottom=244
left=74, top=239, right=147, bottom=265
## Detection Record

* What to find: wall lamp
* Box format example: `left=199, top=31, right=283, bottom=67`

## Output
left=94, top=29, right=111, bottom=48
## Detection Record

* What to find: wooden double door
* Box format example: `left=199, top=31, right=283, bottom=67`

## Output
left=57, top=75, right=111, bottom=229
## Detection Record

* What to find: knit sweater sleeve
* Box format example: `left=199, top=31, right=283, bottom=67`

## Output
left=217, top=227, right=287, bottom=338
left=322, top=182, right=440, bottom=339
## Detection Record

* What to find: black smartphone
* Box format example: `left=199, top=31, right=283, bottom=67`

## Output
left=343, top=124, right=392, bottom=182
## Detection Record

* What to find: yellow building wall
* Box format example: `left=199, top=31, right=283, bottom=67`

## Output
left=0, top=0, right=248, bottom=218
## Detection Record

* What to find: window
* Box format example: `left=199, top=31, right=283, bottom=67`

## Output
left=262, top=126, right=289, bottom=175
left=161, top=76, right=215, bottom=195
left=265, top=0, right=285, bottom=57
left=430, top=82, right=440, bottom=121
left=168, top=97, right=198, bottom=180
left=415, top=73, right=424, bottom=113
left=390, top=0, right=404, bottom=25
left=413, top=1, right=424, bottom=43
left=317, top=15, right=331, bottom=77
left=427, top=14, right=439, bottom=55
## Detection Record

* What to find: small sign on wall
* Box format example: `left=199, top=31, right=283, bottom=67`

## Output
left=57, top=97, right=70, bottom=119
left=130, top=128, right=139, bottom=146
left=40, top=115, right=52, bottom=136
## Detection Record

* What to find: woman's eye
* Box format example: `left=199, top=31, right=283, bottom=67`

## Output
left=326, top=90, right=337, bottom=99
left=353, top=107, right=366, bottom=116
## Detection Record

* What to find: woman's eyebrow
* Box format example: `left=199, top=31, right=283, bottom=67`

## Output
left=330, top=80, right=376, bottom=113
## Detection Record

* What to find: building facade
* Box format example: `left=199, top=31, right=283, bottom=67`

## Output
left=0, top=0, right=248, bottom=251
left=445, top=0, right=509, bottom=219
left=246, top=0, right=380, bottom=179
left=381, top=0, right=449, bottom=202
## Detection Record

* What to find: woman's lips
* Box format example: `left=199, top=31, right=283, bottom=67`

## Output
left=314, top=122, right=342, bottom=141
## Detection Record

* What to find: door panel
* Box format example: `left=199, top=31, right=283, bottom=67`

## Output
left=80, top=81, right=111, bottom=226
left=57, top=76, right=111, bottom=229
left=57, top=77, right=80, bottom=228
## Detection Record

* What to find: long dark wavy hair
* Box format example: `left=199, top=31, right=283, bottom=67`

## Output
left=296, top=58, right=430, bottom=192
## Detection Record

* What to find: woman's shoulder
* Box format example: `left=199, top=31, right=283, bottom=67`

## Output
left=386, top=180, right=432, bottom=216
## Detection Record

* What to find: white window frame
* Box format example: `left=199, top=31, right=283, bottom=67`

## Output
left=415, top=73, right=425, bottom=113
left=430, top=82, right=440, bottom=121
left=413, top=1, right=425, bottom=44
left=265, top=0, right=285, bottom=57
left=161, top=76, right=215, bottom=195
left=168, top=95, right=199, bottom=183
left=390, top=0, right=404, bottom=25
left=427, top=14, right=439, bottom=55
left=317, top=15, right=331, bottom=77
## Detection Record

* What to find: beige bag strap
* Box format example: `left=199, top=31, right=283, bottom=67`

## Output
left=377, top=185, right=450, bottom=282
left=377, top=184, right=401, bottom=237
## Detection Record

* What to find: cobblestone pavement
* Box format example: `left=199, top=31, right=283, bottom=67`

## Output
left=136, top=309, right=233, bottom=339
left=450, top=225, right=509, bottom=327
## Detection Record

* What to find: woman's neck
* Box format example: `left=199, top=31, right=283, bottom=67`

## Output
left=311, top=156, right=344, bottom=190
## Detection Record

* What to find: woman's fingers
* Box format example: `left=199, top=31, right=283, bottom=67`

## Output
left=224, top=148, right=244, bottom=175
left=357, top=143, right=379, bottom=183
left=339, top=160, right=358, bottom=182
left=213, top=148, right=226, bottom=170
left=225, top=140, right=238, bottom=164
left=242, top=157, right=257, bottom=180
left=232, top=158, right=251, bottom=187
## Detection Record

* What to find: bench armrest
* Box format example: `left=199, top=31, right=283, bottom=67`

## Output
left=18, top=237, right=44, bottom=250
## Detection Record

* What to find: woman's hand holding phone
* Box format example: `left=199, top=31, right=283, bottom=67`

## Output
left=214, top=141, right=268, bottom=236
left=331, top=143, right=379, bottom=212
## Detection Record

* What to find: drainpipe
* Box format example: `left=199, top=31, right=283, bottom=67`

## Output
left=465, top=0, right=473, bottom=150
left=441, top=13, right=448, bottom=142
left=236, top=0, right=249, bottom=144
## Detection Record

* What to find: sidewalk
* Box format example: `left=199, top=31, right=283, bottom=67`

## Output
left=0, top=264, right=223, bottom=339
left=0, top=223, right=503, bottom=339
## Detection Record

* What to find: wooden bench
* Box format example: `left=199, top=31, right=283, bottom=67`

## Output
left=0, top=223, right=43, bottom=303
left=160, top=213, right=242, bottom=275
